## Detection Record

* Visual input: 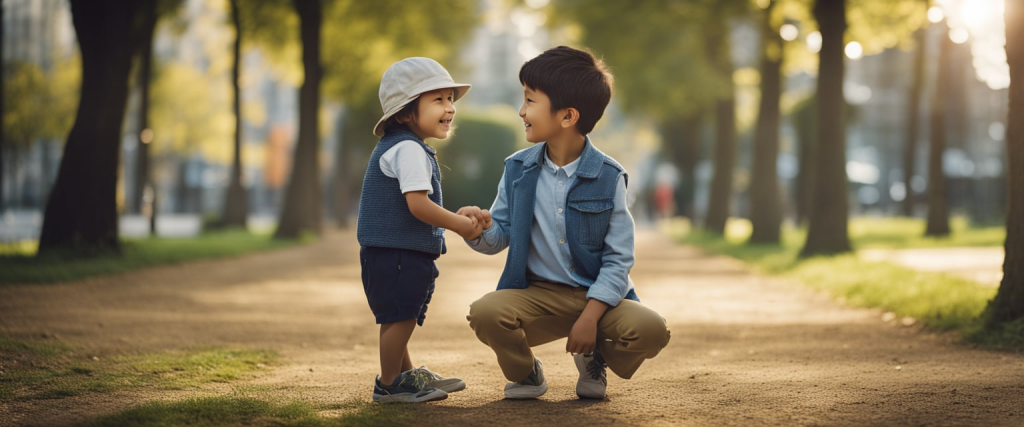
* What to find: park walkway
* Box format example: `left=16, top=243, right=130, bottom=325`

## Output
left=1, top=228, right=1023, bottom=426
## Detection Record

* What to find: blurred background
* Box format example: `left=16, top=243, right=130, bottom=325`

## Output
left=0, top=0, right=1011, bottom=249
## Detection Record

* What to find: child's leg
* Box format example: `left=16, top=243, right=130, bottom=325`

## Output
left=468, top=282, right=577, bottom=382
left=595, top=300, right=671, bottom=379
left=401, top=348, right=414, bottom=373
left=379, top=318, right=417, bottom=385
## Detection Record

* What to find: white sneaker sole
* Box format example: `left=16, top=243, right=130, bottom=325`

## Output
left=504, top=382, right=548, bottom=399
left=373, top=388, right=448, bottom=403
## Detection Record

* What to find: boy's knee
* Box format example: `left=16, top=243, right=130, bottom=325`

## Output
left=467, top=293, right=509, bottom=331
left=626, top=309, right=671, bottom=351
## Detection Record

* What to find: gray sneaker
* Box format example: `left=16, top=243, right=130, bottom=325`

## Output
left=373, top=371, right=448, bottom=403
left=410, top=366, right=466, bottom=393
left=504, top=358, right=548, bottom=399
left=574, top=352, right=607, bottom=399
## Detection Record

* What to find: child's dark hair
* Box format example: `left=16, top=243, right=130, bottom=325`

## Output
left=519, top=46, right=613, bottom=135
left=381, top=100, right=419, bottom=134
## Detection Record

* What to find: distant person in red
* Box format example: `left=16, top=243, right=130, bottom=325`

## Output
left=654, top=182, right=675, bottom=219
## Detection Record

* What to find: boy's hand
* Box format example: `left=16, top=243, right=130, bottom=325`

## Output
left=456, top=206, right=492, bottom=231
left=566, top=317, right=598, bottom=355
left=455, top=215, right=485, bottom=240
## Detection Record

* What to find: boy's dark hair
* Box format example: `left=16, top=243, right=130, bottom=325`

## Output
left=519, top=46, right=613, bottom=135
left=381, top=100, right=419, bottom=134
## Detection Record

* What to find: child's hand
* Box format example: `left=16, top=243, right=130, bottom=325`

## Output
left=456, top=206, right=492, bottom=230
left=456, top=215, right=485, bottom=240
left=566, top=317, right=598, bottom=354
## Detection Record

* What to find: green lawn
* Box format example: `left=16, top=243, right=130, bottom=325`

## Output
left=0, top=230, right=303, bottom=285
left=0, top=336, right=279, bottom=402
left=671, top=217, right=1018, bottom=347
left=85, top=396, right=409, bottom=427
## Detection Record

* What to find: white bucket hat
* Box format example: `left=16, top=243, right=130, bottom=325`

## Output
left=373, top=57, right=472, bottom=137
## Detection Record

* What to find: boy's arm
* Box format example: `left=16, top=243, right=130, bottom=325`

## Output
left=464, top=173, right=511, bottom=254
left=584, top=173, right=635, bottom=307
left=405, top=191, right=482, bottom=239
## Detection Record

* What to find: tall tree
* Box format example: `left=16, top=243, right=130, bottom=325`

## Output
left=901, top=19, right=928, bottom=217
left=984, top=0, right=1023, bottom=327
left=274, top=0, right=322, bottom=239
left=661, top=114, right=702, bottom=220
left=924, top=22, right=952, bottom=237
left=221, top=0, right=247, bottom=228
left=37, top=0, right=156, bottom=255
left=748, top=0, right=784, bottom=244
left=800, top=0, right=851, bottom=256
left=1, top=2, right=5, bottom=213
left=131, top=2, right=159, bottom=235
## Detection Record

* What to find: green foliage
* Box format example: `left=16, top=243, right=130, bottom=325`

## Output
left=0, top=340, right=278, bottom=402
left=85, top=396, right=409, bottom=427
left=436, top=108, right=522, bottom=210
left=673, top=217, right=1001, bottom=333
left=549, top=0, right=744, bottom=121
left=3, top=56, right=80, bottom=147
left=0, top=230, right=298, bottom=285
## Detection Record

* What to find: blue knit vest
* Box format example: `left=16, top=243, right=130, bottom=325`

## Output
left=496, top=139, right=639, bottom=302
left=357, top=126, right=446, bottom=255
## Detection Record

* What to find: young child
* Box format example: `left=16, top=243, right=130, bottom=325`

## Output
left=460, top=46, right=671, bottom=400
left=357, top=57, right=486, bottom=403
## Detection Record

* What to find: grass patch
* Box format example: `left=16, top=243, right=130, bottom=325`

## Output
left=849, top=217, right=1005, bottom=249
left=0, top=230, right=303, bottom=285
left=0, top=337, right=278, bottom=402
left=85, top=397, right=409, bottom=427
left=671, top=217, right=998, bottom=332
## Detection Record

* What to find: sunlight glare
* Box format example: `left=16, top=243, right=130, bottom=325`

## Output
left=844, top=41, right=863, bottom=59
left=780, top=24, right=798, bottom=41
left=806, top=31, right=821, bottom=53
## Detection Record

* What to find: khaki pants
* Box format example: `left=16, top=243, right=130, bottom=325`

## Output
left=468, top=281, right=671, bottom=382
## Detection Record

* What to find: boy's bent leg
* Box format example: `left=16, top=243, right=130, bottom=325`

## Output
left=597, top=300, right=671, bottom=379
left=468, top=283, right=576, bottom=382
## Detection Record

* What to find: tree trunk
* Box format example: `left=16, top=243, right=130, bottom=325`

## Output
left=985, top=0, right=1024, bottom=326
left=925, top=22, right=952, bottom=237
left=274, top=0, right=322, bottom=239
left=704, top=25, right=737, bottom=235
left=38, top=0, right=156, bottom=256
left=748, top=0, right=783, bottom=244
left=660, top=115, right=701, bottom=221
left=902, top=24, right=927, bottom=217
left=221, top=0, right=247, bottom=228
left=801, top=0, right=852, bottom=256
left=132, top=4, right=158, bottom=235
left=0, top=2, right=5, bottom=213
left=332, top=112, right=353, bottom=228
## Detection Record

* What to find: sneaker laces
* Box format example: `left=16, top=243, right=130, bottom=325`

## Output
left=407, top=367, right=441, bottom=389
left=585, top=354, right=607, bottom=384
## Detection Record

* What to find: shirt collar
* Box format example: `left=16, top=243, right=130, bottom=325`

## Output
left=542, top=148, right=581, bottom=177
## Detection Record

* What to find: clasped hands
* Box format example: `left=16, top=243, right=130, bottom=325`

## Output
left=454, top=206, right=492, bottom=240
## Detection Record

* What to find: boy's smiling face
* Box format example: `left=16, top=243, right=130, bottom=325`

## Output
left=519, top=86, right=563, bottom=143
left=406, top=88, right=456, bottom=141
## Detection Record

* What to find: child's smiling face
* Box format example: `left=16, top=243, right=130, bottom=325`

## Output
left=519, top=85, right=561, bottom=143
left=407, top=88, right=456, bottom=141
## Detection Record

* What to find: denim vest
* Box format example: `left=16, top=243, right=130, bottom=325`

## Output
left=357, top=126, right=446, bottom=255
left=496, top=139, right=639, bottom=302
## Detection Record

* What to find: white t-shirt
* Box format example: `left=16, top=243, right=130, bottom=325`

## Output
left=379, top=140, right=434, bottom=195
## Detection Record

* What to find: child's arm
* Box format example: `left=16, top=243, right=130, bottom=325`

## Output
left=566, top=299, right=609, bottom=354
left=585, top=174, right=635, bottom=305
left=463, top=173, right=511, bottom=254
left=405, top=191, right=483, bottom=240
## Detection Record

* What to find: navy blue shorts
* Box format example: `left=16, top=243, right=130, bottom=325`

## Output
left=360, top=246, right=439, bottom=326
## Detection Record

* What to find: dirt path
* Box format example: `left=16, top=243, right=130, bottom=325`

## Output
left=2, top=229, right=1023, bottom=426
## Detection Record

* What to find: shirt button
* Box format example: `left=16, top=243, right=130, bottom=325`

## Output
left=557, top=208, right=563, bottom=213
left=558, top=181, right=564, bottom=187
left=559, top=238, right=565, bottom=244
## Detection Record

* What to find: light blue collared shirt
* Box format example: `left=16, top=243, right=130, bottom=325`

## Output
left=467, top=149, right=635, bottom=307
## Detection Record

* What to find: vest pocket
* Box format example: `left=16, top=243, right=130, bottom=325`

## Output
left=567, top=198, right=614, bottom=247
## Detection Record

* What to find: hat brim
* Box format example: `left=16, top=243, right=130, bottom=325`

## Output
left=373, top=84, right=471, bottom=137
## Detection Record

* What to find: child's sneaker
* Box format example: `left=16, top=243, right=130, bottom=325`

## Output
left=504, top=358, right=548, bottom=399
left=574, top=351, right=607, bottom=399
left=411, top=366, right=467, bottom=393
left=373, top=372, right=448, bottom=403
